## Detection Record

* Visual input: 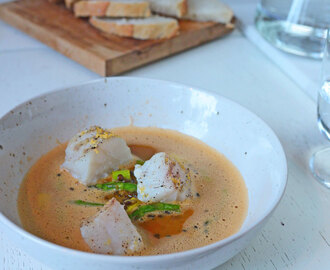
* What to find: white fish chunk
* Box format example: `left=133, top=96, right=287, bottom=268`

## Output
left=80, top=198, right=144, bottom=255
left=134, top=152, right=192, bottom=203
left=62, top=126, right=132, bottom=185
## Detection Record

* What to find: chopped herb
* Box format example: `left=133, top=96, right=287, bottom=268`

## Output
left=125, top=198, right=142, bottom=214
left=196, top=192, right=200, bottom=197
left=129, top=203, right=181, bottom=220
left=94, top=182, right=137, bottom=192
left=204, top=220, right=209, bottom=226
left=136, top=160, right=145, bottom=165
left=112, top=170, right=131, bottom=180
left=72, top=200, right=104, bottom=207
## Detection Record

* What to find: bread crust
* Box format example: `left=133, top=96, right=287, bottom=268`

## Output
left=177, top=0, right=187, bottom=17
left=48, top=0, right=64, bottom=4
left=89, top=17, right=179, bottom=40
left=65, top=0, right=80, bottom=9
left=74, top=1, right=151, bottom=17
left=133, top=20, right=179, bottom=39
left=90, top=17, right=134, bottom=37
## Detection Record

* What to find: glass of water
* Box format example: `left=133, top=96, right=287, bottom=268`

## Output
left=310, top=29, right=330, bottom=188
left=255, top=0, right=330, bottom=59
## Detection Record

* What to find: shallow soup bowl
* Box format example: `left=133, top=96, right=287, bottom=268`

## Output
left=0, top=77, right=287, bottom=270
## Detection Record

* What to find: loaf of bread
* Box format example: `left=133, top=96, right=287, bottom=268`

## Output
left=67, top=0, right=233, bottom=40
left=74, top=0, right=151, bottom=18
left=89, top=15, right=179, bottom=39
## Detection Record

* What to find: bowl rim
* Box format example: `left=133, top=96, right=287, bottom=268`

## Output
left=0, top=76, right=288, bottom=262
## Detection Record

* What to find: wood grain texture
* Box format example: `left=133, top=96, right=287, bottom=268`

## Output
left=0, top=0, right=234, bottom=76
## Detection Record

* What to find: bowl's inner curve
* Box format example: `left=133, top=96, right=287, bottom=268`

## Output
left=0, top=78, right=286, bottom=247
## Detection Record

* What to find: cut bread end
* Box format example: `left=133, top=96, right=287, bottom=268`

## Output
left=90, top=16, right=179, bottom=40
left=74, top=0, right=151, bottom=18
left=148, top=0, right=187, bottom=18
left=183, top=0, right=234, bottom=24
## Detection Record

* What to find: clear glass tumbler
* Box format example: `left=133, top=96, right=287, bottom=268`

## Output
left=310, top=29, right=330, bottom=188
left=255, top=0, right=330, bottom=59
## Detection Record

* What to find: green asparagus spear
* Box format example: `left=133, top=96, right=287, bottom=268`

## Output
left=94, top=182, right=137, bottom=192
left=129, top=203, right=181, bottom=220
left=73, top=200, right=104, bottom=207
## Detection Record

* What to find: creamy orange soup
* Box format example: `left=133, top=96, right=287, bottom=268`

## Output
left=18, top=126, right=248, bottom=255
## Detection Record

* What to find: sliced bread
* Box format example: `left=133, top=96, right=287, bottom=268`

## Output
left=89, top=15, right=179, bottom=39
left=74, top=0, right=151, bottom=18
left=148, top=0, right=187, bottom=18
left=183, top=0, right=233, bottom=24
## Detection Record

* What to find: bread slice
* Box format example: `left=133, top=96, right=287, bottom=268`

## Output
left=148, top=0, right=187, bottom=18
left=90, top=15, right=179, bottom=40
left=183, top=0, right=233, bottom=24
left=74, top=0, right=151, bottom=18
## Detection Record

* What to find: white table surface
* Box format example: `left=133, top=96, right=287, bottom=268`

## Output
left=229, top=0, right=321, bottom=102
left=0, top=3, right=330, bottom=270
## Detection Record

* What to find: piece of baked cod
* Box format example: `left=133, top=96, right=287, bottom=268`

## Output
left=134, top=152, right=193, bottom=203
left=61, top=126, right=133, bottom=186
left=80, top=198, right=144, bottom=255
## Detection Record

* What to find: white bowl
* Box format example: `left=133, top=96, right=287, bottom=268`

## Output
left=0, top=77, right=287, bottom=270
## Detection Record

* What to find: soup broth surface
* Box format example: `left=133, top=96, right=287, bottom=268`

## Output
left=18, top=126, right=248, bottom=255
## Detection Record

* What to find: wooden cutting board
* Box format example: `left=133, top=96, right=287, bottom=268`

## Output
left=0, top=0, right=235, bottom=76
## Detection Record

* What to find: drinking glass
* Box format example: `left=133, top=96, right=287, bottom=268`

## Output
left=255, top=0, right=330, bottom=59
left=310, top=29, right=330, bottom=188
